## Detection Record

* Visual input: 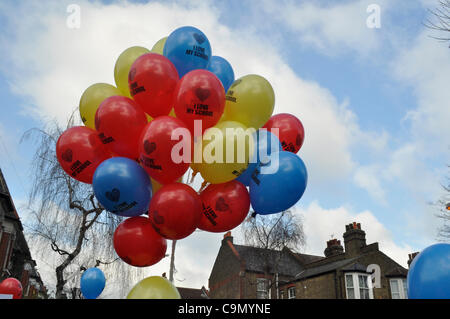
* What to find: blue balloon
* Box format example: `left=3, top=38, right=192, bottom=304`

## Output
left=237, top=130, right=282, bottom=186
left=163, top=26, right=212, bottom=78
left=249, top=151, right=307, bottom=215
left=207, top=56, right=235, bottom=92
left=93, top=157, right=152, bottom=217
left=80, top=268, right=106, bottom=299
left=407, top=243, right=450, bottom=299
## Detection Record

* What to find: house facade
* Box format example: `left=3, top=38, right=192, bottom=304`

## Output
left=0, top=169, right=47, bottom=299
left=209, top=222, right=413, bottom=299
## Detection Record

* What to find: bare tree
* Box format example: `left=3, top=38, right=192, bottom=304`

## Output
left=425, top=0, right=450, bottom=46
left=435, top=165, right=450, bottom=241
left=241, top=210, right=306, bottom=298
left=21, top=115, right=145, bottom=298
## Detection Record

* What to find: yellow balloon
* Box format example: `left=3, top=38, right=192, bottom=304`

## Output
left=114, top=46, right=150, bottom=98
left=222, top=74, right=275, bottom=129
left=151, top=37, right=167, bottom=55
left=79, top=83, right=122, bottom=129
left=127, top=276, right=181, bottom=299
left=151, top=177, right=182, bottom=193
left=195, top=121, right=255, bottom=184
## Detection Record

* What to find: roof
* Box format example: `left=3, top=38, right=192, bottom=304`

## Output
left=293, top=257, right=359, bottom=280
left=0, top=169, right=21, bottom=220
left=341, top=262, right=370, bottom=273
left=291, top=252, right=325, bottom=264
left=177, top=287, right=208, bottom=299
left=232, top=244, right=322, bottom=277
left=385, top=265, right=408, bottom=278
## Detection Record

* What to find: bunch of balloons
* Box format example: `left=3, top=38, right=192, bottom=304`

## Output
left=56, top=25, right=308, bottom=298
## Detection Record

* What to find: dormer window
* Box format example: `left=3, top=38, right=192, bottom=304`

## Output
left=345, top=273, right=374, bottom=299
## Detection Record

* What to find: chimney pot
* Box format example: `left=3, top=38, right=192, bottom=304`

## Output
left=325, top=238, right=344, bottom=257
left=407, top=251, right=419, bottom=268
left=222, top=232, right=233, bottom=245
left=343, top=222, right=366, bottom=256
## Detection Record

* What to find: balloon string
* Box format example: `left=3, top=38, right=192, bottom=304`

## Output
left=190, top=169, right=198, bottom=184
left=199, top=180, right=209, bottom=192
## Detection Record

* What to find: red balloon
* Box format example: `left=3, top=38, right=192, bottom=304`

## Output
left=198, top=180, right=250, bottom=233
left=128, top=53, right=179, bottom=118
left=56, top=126, right=112, bottom=184
left=95, top=95, right=147, bottom=160
left=263, top=113, right=305, bottom=153
left=0, top=278, right=23, bottom=299
left=173, top=69, right=225, bottom=135
left=148, top=183, right=202, bottom=240
left=138, top=116, right=191, bottom=185
left=113, top=216, right=167, bottom=267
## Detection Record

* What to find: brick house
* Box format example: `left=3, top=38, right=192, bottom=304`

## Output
left=208, top=223, right=411, bottom=299
left=0, top=169, right=47, bottom=299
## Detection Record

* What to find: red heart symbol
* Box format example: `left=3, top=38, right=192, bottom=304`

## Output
left=193, top=33, right=206, bottom=45
left=230, top=79, right=242, bottom=89
left=0, top=278, right=23, bottom=299
left=144, top=140, right=157, bottom=155
left=152, top=210, right=165, bottom=225
left=129, top=68, right=137, bottom=82
left=62, top=149, right=73, bottom=163
left=95, top=114, right=101, bottom=130
left=195, top=88, right=210, bottom=102
left=215, top=197, right=230, bottom=212
left=296, top=134, right=302, bottom=147
left=105, top=188, right=120, bottom=202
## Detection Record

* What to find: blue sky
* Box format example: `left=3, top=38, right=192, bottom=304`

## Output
left=0, top=0, right=449, bottom=295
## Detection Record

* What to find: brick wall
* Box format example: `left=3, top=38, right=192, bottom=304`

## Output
left=350, top=251, right=406, bottom=299
left=0, top=232, right=11, bottom=270
left=290, top=272, right=337, bottom=299
left=209, top=243, right=242, bottom=299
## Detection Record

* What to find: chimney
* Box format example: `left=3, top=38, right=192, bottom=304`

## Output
left=407, top=252, right=419, bottom=268
left=343, top=222, right=366, bottom=257
left=324, top=239, right=344, bottom=257
left=222, top=231, right=233, bottom=245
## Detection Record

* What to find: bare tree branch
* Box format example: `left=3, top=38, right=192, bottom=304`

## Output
left=21, top=117, right=145, bottom=298
left=424, top=0, right=450, bottom=46
left=241, top=210, right=306, bottom=298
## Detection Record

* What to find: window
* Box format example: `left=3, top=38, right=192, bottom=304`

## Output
left=256, top=278, right=268, bottom=299
left=345, top=273, right=373, bottom=299
left=345, top=274, right=355, bottom=299
left=288, top=287, right=296, bottom=299
left=389, top=278, right=408, bottom=299
left=358, top=275, right=370, bottom=299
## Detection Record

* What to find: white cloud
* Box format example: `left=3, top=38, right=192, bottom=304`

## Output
left=392, top=31, right=450, bottom=151
left=298, top=201, right=418, bottom=268
left=263, top=0, right=389, bottom=56
left=354, top=164, right=387, bottom=204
